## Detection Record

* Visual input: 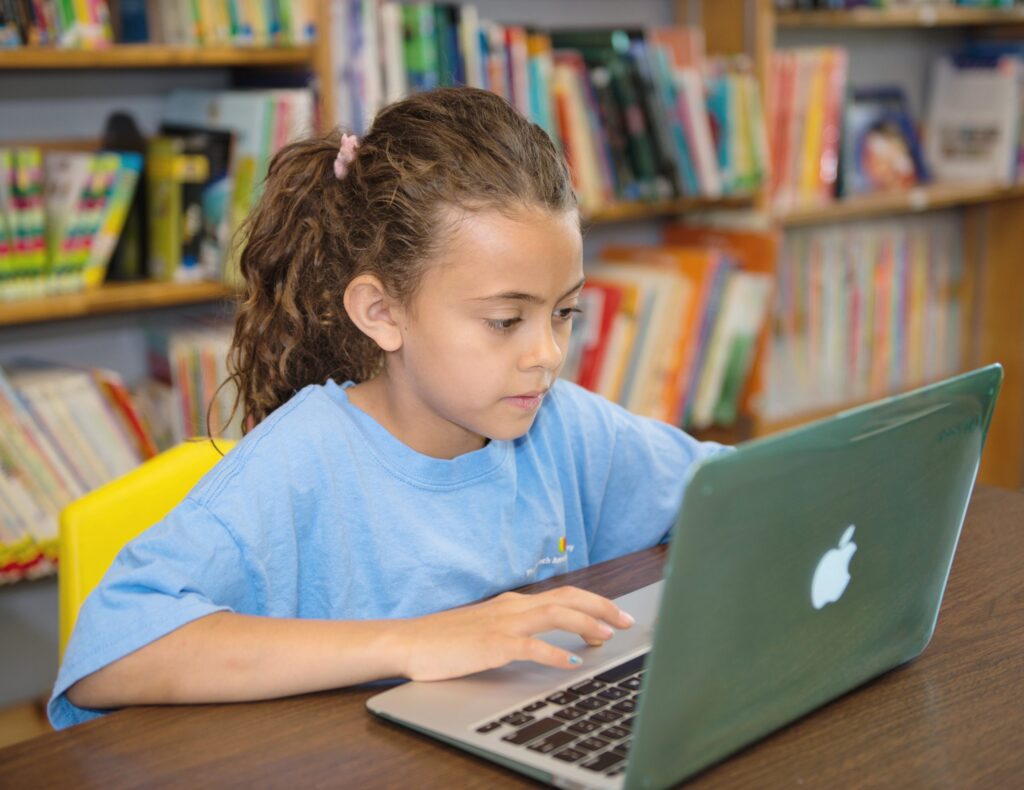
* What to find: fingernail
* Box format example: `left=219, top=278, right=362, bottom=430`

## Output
left=598, top=624, right=614, bottom=639
left=568, top=654, right=583, bottom=665
left=619, top=610, right=635, bottom=626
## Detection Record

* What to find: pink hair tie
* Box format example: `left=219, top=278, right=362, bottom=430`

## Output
left=334, top=133, right=360, bottom=180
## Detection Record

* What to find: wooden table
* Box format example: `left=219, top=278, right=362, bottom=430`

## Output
left=3, top=486, right=1022, bottom=788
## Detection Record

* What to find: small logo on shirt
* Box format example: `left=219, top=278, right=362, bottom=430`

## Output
left=525, top=536, right=573, bottom=579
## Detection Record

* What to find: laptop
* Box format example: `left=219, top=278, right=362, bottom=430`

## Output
left=367, top=363, right=1002, bottom=789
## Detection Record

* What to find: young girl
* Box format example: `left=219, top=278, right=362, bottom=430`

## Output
left=49, top=87, right=728, bottom=729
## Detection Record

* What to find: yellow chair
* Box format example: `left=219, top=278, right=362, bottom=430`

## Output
left=58, top=438, right=237, bottom=659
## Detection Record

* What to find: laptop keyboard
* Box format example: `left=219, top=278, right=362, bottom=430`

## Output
left=473, top=653, right=647, bottom=779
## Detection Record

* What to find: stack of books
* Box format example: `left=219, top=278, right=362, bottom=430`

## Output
left=762, top=212, right=965, bottom=420
left=155, top=87, right=315, bottom=284
left=329, top=3, right=769, bottom=211
left=0, top=0, right=113, bottom=48
left=0, top=148, right=142, bottom=302
left=769, top=47, right=848, bottom=210
left=0, top=363, right=157, bottom=585
left=0, top=0, right=317, bottom=48
left=564, top=227, right=778, bottom=430
left=145, top=321, right=244, bottom=446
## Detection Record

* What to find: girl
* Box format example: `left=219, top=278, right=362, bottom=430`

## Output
left=49, top=87, right=728, bottom=729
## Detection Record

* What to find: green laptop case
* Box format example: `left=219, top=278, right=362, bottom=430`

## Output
left=624, top=364, right=1002, bottom=789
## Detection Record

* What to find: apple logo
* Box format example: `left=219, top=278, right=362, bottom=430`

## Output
left=811, top=525, right=857, bottom=610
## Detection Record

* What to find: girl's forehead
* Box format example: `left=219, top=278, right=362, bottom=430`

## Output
left=424, top=210, right=583, bottom=300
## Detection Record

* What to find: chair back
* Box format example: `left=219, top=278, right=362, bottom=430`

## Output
left=58, top=439, right=236, bottom=658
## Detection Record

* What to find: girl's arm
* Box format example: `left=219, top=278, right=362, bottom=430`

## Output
left=66, top=585, right=634, bottom=709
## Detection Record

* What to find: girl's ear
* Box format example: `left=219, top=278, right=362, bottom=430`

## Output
left=343, top=274, right=404, bottom=352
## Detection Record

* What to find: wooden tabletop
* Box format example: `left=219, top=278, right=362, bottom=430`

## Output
left=3, top=485, right=1022, bottom=788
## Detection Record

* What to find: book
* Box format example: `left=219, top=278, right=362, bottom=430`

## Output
left=692, top=270, right=773, bottom=429
left=663, top=225, right=780, bottom=419
left=158, top=123, right=234, bottom=282
left=925, top=51, right=1022, bottom=184
left=601, top=243, right=727, bottom=426
left=840, top=86, right=929, bottom=197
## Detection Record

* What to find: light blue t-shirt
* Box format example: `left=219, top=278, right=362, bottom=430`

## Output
left=49, top=379, right=728, bottom=729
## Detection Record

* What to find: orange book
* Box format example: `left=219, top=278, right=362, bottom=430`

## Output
left=600, top=245, right=722, bottom=425
left=663, top=226, right=780, bottom=419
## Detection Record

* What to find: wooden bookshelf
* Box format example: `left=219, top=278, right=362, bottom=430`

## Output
left=585, top=194, right=756, bottom=224
left=0, top=44, right=313, bottom=69
left=0, top=281, right=236, bottom=327
left=776, top=6, right=1024, bottom=29
left=776, top=182, right=1024, bottom=226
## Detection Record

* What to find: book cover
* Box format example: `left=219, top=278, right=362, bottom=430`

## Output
left=925, top=52, right=1021, bottom=184
left=158, top=124, right=234, bottom=282
left=841, top=86, right=928, bottom=197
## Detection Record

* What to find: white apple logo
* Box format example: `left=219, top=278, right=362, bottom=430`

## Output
left=811, top=525, right=857, bottom=609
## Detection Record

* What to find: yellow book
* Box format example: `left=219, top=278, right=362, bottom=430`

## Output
left=799, top=49, right=827, bottom=205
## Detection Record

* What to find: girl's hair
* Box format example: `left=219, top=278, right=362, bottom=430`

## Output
left=227, top=86, right=577, bottom=430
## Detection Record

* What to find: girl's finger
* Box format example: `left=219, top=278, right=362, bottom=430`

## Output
left=540, top=586, right=635, bottom=630
left=517, top=603, right=616, bottom=646
left=509, top=635, right=584, bottom=670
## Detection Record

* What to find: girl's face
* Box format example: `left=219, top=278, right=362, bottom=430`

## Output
left=381, top=206, right=584, bottom=459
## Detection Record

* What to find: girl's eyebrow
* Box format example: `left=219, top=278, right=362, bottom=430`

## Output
left=470, top=277, right=586, bottom=304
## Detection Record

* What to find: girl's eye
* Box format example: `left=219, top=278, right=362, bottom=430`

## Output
left=555, top=306, right=583, bottom=322
left=486, top=317, right=522, bottom=333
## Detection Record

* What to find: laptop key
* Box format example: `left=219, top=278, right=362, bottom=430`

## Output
left=580, top=751, right=625, bottom=773
left=552, top=747, right=587, bottom=763
left=568, top=680, right=605, bottom=695
left=601, top=725, right=630, bottom=741
left=611, top=742, right=630, bottom=758
left=567, top=720, right=600, bottom=735
left=589, top=709, right=623, bottom=724
left=501, top=717, right=564, bottom=745
left=500, top=712, right=534, bottom=727
left=597, top=687, right=629, bottom=701
left=576, top=737, right=610, bottom=752
left=594, top=654, right=646, bottom=684
left=523, top=701, right=548, bottom=713
left=611, top=699, right=637, bottom=714
left=476, top=721, right=501, bottom=734
left=618, top=677, right=642, bottom=691
left=546, top=691, right=579, bottom=706
left=527, top=730, right=577, bottom=754
left=576, top=697, right=608, bottom=711
left=553, top=707, right=587, bottom=722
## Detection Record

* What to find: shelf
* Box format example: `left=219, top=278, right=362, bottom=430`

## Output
left=585, top=194, right=756, bottom=224
left=0, top=44, right=314, bottom=69
left=776, top=182, right=1024, bottom=226
left=0, top=281, right=236, bottom=327
left=776, top=6, right=1024, bottom=28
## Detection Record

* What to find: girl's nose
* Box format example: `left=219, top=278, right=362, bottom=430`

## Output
left=521, top=325, right=563, bottom=371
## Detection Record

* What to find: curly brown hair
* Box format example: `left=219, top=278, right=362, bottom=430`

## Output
left=226, top=87, right=577, bottom=431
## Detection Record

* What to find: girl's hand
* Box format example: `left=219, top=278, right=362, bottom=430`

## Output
left=391, top=586, right=635, bottom=682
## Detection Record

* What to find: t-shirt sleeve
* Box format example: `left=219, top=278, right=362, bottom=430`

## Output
left=555, top=382, right=733, bottom=563
left=47, top=496, right=259, bottom=730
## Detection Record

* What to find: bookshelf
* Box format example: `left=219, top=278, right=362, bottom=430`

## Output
left=775, top=6, right=1024, bottom=29
left=777, top=182, right=1024, bottom=226
left=700, top=0, right=1024, bottom=490
left=0, top=44, right=314, bottom=69
left=0, top=281, right=236, bottom=327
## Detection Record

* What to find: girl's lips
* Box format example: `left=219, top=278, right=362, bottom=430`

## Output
left=505, top=390, right=547, bottom=410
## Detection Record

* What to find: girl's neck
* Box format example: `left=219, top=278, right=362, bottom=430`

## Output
left=346, top=374, right=488, bottom=460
